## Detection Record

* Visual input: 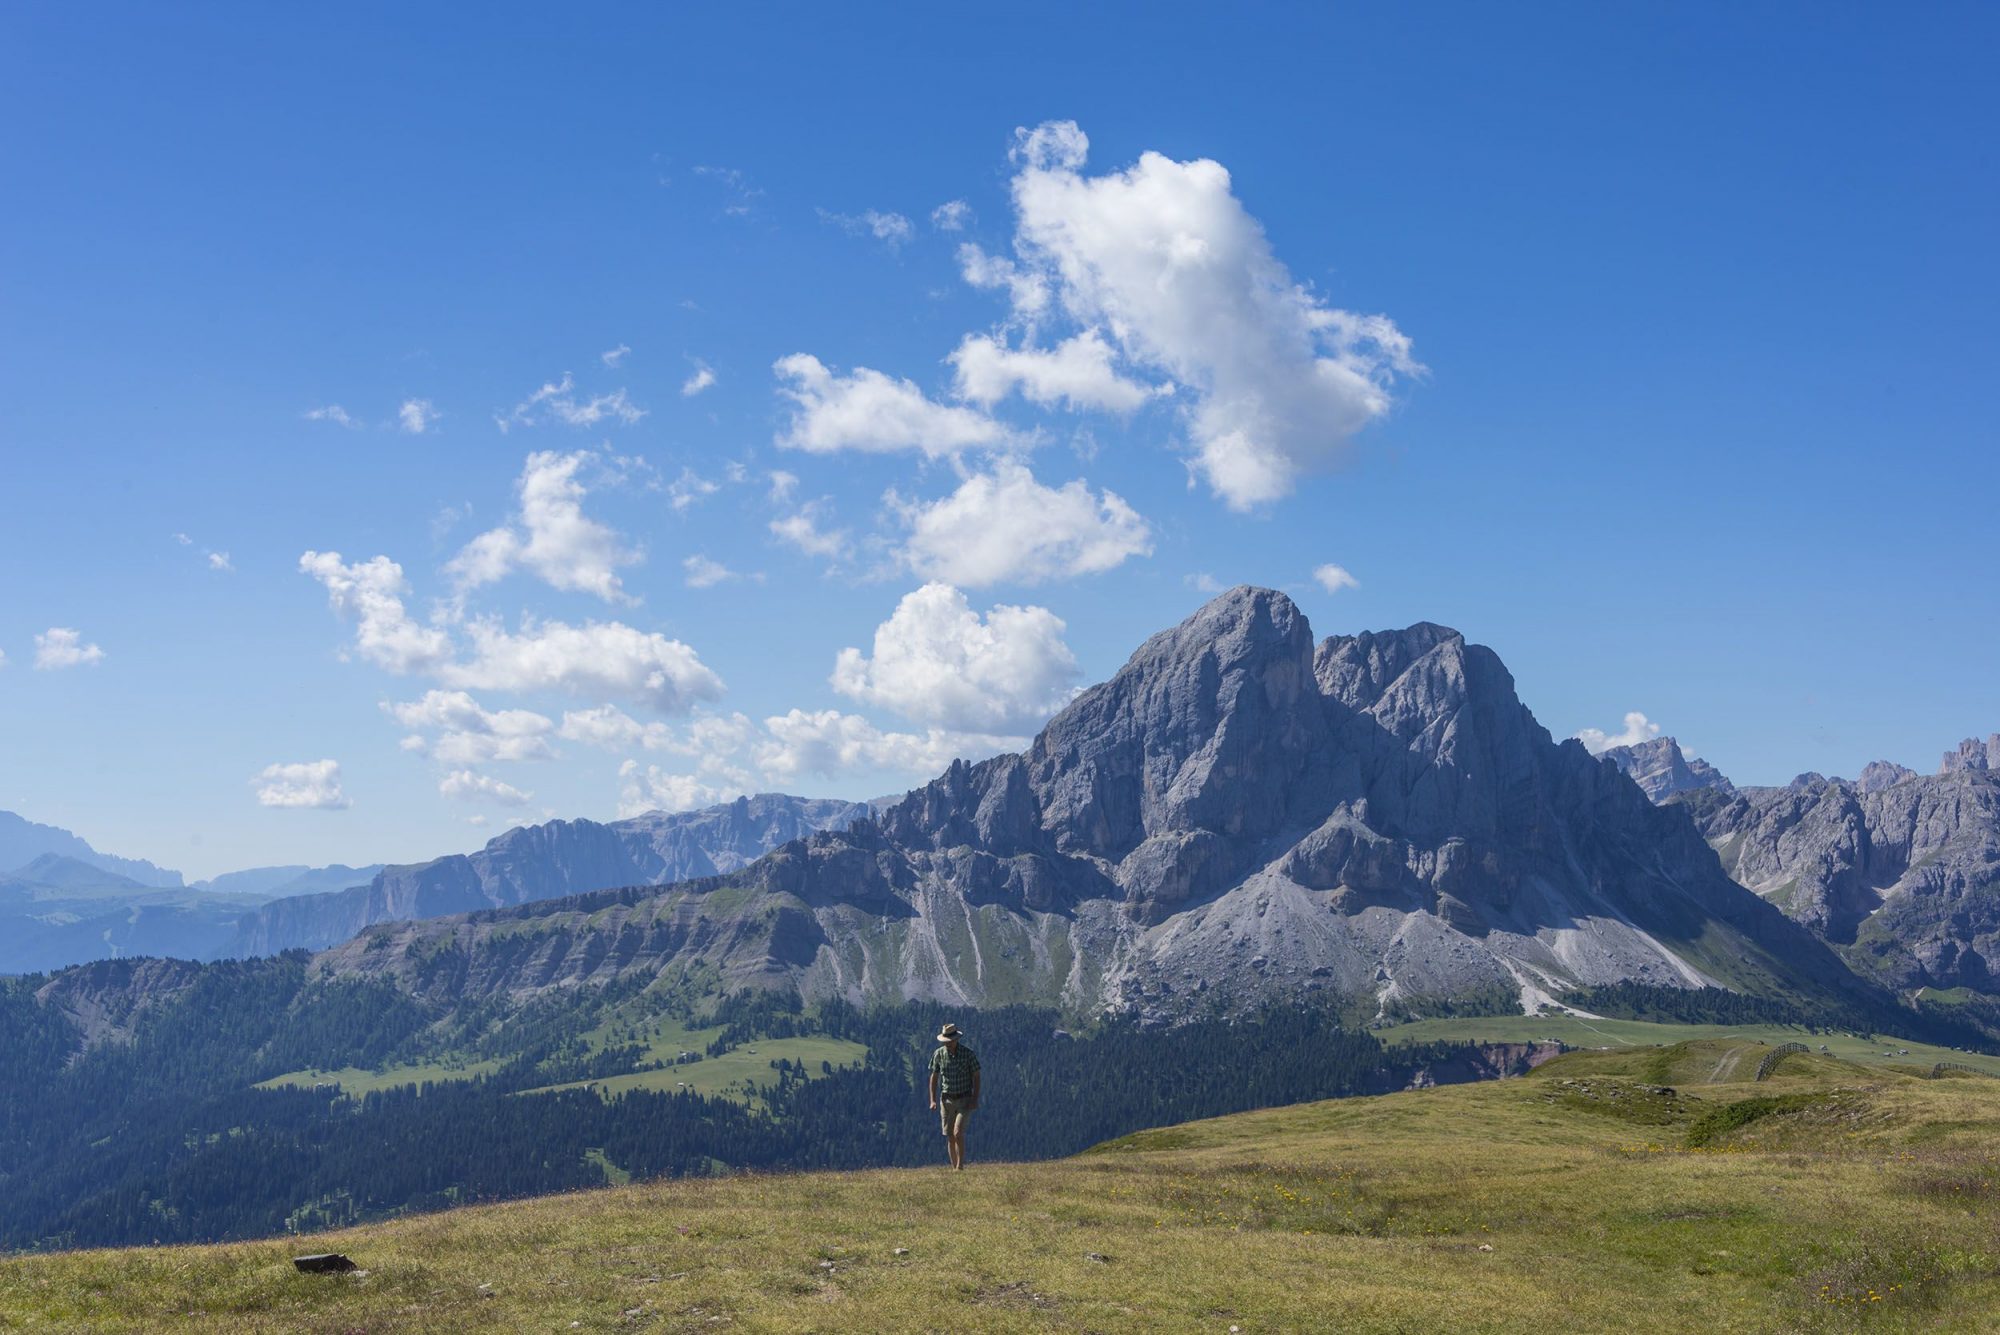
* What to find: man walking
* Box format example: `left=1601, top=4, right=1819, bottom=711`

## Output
left=927, top=1022, right=980, bottom=1170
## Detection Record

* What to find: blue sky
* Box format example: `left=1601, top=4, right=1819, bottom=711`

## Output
left=2, top=4, right=1994, bottom=880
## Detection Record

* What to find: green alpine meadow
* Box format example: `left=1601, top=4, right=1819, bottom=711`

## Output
left=5, top=1041, right=1997, bottom=1332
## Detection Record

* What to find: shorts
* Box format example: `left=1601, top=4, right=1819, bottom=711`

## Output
left=939, top=1095, right=973, bottom=1136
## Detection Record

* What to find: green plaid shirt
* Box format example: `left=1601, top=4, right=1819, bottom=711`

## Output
left=930, top=1043, right=979, bottom=1099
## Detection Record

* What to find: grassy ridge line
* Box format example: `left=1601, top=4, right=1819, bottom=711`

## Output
left=1377, top=1014, right=2000, bottom=1076
left=5, top=1044, right=1999, bottom=1333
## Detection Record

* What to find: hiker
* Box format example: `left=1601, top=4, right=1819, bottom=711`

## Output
left=927, top=1022, right=980, bottom=1170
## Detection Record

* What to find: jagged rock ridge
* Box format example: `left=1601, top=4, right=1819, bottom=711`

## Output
left=229, top=794, right=883, bottom=956
left=320, top=589, right=1863, bottom=1021
left=1601, top=737, right=1735, bottom=803
left=1689, top=766, right=2000, bottom=991
left=1613, top=736, right=2000, bottom=994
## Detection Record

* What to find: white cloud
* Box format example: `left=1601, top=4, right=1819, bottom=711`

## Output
left=498, top=373, right=646, bottom=432
left=948, top=330, right=1154, bottom=413
left=1577, top=711, right=1663, bottom=756
left=767, top=470, right=800, bottom=504
left=300, top=552, right=455, bottom=674
left=999, top=120, right=1419, bottom=508
left=560, top=704, right=671, bottom=752
left=33, top=627, right=105, bottom=670
left=439, top=769, right=533, bottom=806
left=667, top=467, right=720, bottom=512
left=384, top=690, right=557, bottom=765
left=754, top=708, right=1020, bottom=783
left=769, top=499, right=851, bottom=563
left=1312, top=563, right=1359, bottom=594
left=0, top=647, right=7, bottom=669
left=931, top=199, right=973, bottom=231
left=819, top=207, right=915, bottom=249
left=398, top=399, right=440, bottom=434
left=893, top=460, right=1151, bottom=587
left=173, top=532, right=193, bottom=545
left=446, top=450, right=640, bottom=603
left=443, top=617, right=725, bottom=715
left=617, top=760, right=737, bottom=818
left=1185, top=573, right=1225, bottom=594
left=773, top=353, right=1009, bottom=457
left=682, top=555, right=740, bottom=588
left=601, top=343, right=631, bottom=368
left=957, top=243, right=1051, bottom=321
left=831, top=583, right=1079, bottom=732
left=207, top=551, right=234, bottom=572
left=253, top=759, right=351, bottom=810
left=304, top=405, right=360, bottom=428
left=1011, top=119, right=1091, bottom=172
left=681, top=361, right=717, bottom=397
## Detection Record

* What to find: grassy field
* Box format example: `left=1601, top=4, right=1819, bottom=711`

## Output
left=255, top=1058, right=504, bottom=1097
left=518, top=1036, right=869, bottom=1104
left=7, top=1039, right=1998, bottom=1332
left=1378, top=1013, right=2000, bottom=1077
left=255, top=1018, right=865, bottom=1107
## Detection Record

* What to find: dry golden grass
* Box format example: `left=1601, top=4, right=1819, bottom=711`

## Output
left=4, top=1041, right=1998, bottom=1333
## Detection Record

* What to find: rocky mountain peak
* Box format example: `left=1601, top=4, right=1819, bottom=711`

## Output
left=1601, top=736, right=1736, bottom=803
left=1856, top=760, right=1917, bottom=793
left=1023, top=586, right=1325, bottom=866
left=1942, top=734, right=2000, bottom=774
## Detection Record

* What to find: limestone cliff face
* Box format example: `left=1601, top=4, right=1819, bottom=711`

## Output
left=1693, top=768, right=2000, bottom=991
left=318, top=589, right=1862, bottom=1020
left=1602, top=737, right=1736, bottom=803
left=228, top=795, right=878, bottom=956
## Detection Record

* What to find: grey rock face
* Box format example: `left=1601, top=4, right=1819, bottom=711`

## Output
left=1942, top=735, right=2000, bottom=774
left=320, top=589, right=1861, bottom=1020
left=1857, top=761, right=1917, bottom=793
left=1601, top=737, right=1737, bottom=803
left=1694, top=767, right=2000, bottom=990
left=228, top=794, right=878, bottom=956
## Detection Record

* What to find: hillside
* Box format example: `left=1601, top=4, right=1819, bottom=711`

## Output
left=5, top=1042, right=1996, bottom=1332
left=0, top=856, right=271, bottom=976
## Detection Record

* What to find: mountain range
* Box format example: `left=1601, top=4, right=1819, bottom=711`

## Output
left=16, top=589, right=1995, bottom=1034
left=1607, top=732, right=2000, bottom=999
left=0, top=810, right=183, bottom=887
left=0, top=799, right=876, bottom=974
left=225, top=794, right=883, bottom=956
left=311, top=589, right=1867, bottom=1022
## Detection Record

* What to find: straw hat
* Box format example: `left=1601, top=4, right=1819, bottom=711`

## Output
left=936, top=1022, right=963, bottom=1042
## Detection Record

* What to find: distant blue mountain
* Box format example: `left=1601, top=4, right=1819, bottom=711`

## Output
left=0, top=810, right=182, bottom=887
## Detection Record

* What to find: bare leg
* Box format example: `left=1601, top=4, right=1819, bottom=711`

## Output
left=949, top=1127, right=966, bottom=1170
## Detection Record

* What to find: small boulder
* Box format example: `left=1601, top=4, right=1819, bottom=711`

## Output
left=291, top=1254, right=357, bottom=1274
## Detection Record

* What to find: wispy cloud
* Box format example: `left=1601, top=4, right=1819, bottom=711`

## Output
left=819, top=207, right=915, bottom=250
left=304, top=404, right=360, bottom=428
left=496, top=373, right=644, bottom=432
